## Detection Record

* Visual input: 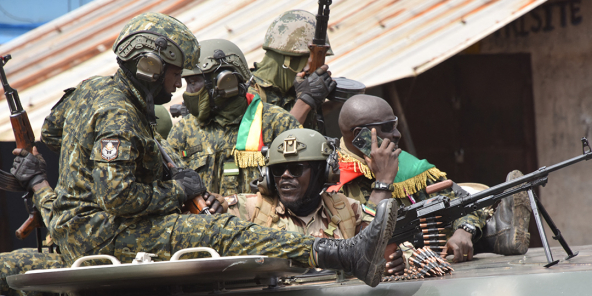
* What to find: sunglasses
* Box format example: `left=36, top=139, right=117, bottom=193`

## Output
left=270, top=163, right=310, bottom=178
left=351, top=117, right=399, bottom=133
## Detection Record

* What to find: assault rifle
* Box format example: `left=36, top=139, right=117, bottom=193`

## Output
left=305, top=0, right=332, bottom=135
left=389, top=137, right=592, bottom=267
left=0, top=54, right=44, bottom=250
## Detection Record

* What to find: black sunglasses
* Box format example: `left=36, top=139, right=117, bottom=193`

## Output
left=351, top=117, right=398, bottom=133
left=270, top=163, right=310, bottom=178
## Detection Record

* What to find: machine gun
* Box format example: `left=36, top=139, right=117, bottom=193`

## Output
left=0, top=54, right=44, bottom=250
left=390, top=137, right=592, bottom=267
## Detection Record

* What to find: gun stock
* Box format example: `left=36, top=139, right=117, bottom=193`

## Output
left=15, top=210, right=42, bottom=240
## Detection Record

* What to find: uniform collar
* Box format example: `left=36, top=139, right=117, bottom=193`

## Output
left=114, top=68, right=148, bottom=113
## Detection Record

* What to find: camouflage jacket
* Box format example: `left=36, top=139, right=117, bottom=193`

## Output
left=46, top=69, right=186, bottom=264
left=249, top=74, right=318, bottom=131
left=167, top=103, right=301, bottom=197
left=337, top=147, right=489, bottom=241
left=41, top=87, right=77, bottom=153
left=227, top=192, right=373, bottom=239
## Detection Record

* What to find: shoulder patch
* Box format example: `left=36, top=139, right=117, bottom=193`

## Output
left=101, top=139, right=121, bottom=161
left=224, top=194, right=238, bottom=206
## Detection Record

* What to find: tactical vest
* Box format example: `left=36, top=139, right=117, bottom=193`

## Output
left=251, top=192, right=357, bottom=239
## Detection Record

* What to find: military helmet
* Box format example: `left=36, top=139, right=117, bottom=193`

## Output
left=262, top=10, right=333, bottom=57
left=267, top=128, right=334, bottom=166
left=113, top=12, right=200, bottom=71
left=182, top=39, right=251, bottom=82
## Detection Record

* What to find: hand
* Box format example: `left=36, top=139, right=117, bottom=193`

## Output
left=364, top=128, right=401, bottom=184
left=171, top=167, right=206, bottom=202
left=385, top=248, right=405, bottom=275
left=11, top=147, right=47, bottom=192
left=185, top=75, right=205, bottom=93
left=294, top=64, right=336, bottom=110
left=203, top=192, right=228, bottom=214
left=440, top=229, right=474, bottom=263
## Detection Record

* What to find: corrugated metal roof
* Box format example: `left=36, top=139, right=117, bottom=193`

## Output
left=0, top=0, right=546, bottom=141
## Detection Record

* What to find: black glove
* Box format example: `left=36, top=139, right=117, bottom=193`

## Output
left=294, top=67, right=337, bottom=109
left=171, top=167, right=206, bottom=202
left=10, top=149, right=47, bottom=192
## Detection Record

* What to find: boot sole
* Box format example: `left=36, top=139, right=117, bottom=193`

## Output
left=365, top=199, right=398, bottom=287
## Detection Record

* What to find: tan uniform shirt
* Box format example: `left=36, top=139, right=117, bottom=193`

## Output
left=228, top=192, right=374, bottom=239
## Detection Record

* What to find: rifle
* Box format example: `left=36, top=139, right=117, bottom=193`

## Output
left=155, top=140, right=211, bottom=215
left=1, top=54, right=44, bottom=251
left=305, top=0, right=332, bottom=135
left=390, top=137, right=592, bottom=267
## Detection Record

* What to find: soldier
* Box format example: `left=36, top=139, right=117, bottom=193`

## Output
left=1, top=93, right=173, bottom=296
left=251, top=10, right=336, bottom=131
left=4, top=13, right=400, bottom=293
left=336, top=94, right=531, bottom=262
left=227, top=128, right=404, bottom=275
left=167, top=39, right=304, bottom=197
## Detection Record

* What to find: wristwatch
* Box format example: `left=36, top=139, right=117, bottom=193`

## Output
left=457, top=223, right=477, bottom=239
left=371, top=181, right=395, bottom=192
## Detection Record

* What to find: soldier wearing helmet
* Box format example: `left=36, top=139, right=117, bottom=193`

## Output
left=226, top=128, right=405, bottom=275
left=5, top=13, right=404, bottom=292
left=250, top=10, right=336, bottom=131
left=167, top=39, right=302, bottom=197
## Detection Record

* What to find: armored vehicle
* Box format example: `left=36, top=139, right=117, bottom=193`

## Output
left=7, top=244, right=592, bottom=295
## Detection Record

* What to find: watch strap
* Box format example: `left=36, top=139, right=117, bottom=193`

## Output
left=371, top=181, right=394, bottom=192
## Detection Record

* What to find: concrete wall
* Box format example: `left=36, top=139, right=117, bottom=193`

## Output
left=480, top=0, right=592, bottom=246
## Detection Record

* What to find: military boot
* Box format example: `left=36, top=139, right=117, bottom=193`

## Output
left=479, top=170, right=532, bottom=255
left=311, top=198, right=397, bottom=287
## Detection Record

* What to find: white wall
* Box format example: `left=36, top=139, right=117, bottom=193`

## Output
left=480, top=0, right=592, bottom=246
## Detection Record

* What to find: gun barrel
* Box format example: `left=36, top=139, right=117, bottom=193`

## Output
left=466, top=150, right=592, bottom=203
left=1, top=55, right=23, bottom=114
left=313, top=1, right=331, bottom=45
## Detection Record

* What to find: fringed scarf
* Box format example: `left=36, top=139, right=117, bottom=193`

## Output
left=330, top=140, right=447, bottom=199
left=233, top=93, right=266, bottom=168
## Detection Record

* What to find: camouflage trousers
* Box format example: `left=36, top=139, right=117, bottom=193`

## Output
left=85, top=213, right=315, bottom=266
left=0, top=248, right=66, bottom=296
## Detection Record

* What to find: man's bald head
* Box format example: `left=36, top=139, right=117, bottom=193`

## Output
left=339, top=94, right=394, bottom=133
left=339, top=94, right=400, bottom=158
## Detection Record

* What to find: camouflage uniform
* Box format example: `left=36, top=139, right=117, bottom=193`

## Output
left=228, top=192, right=373, bottom=239
left=167, top=103, right=301, bottom=196
left=337, top=145, right=489, bottom=240
left=0, top=249, right=66, bottom=296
